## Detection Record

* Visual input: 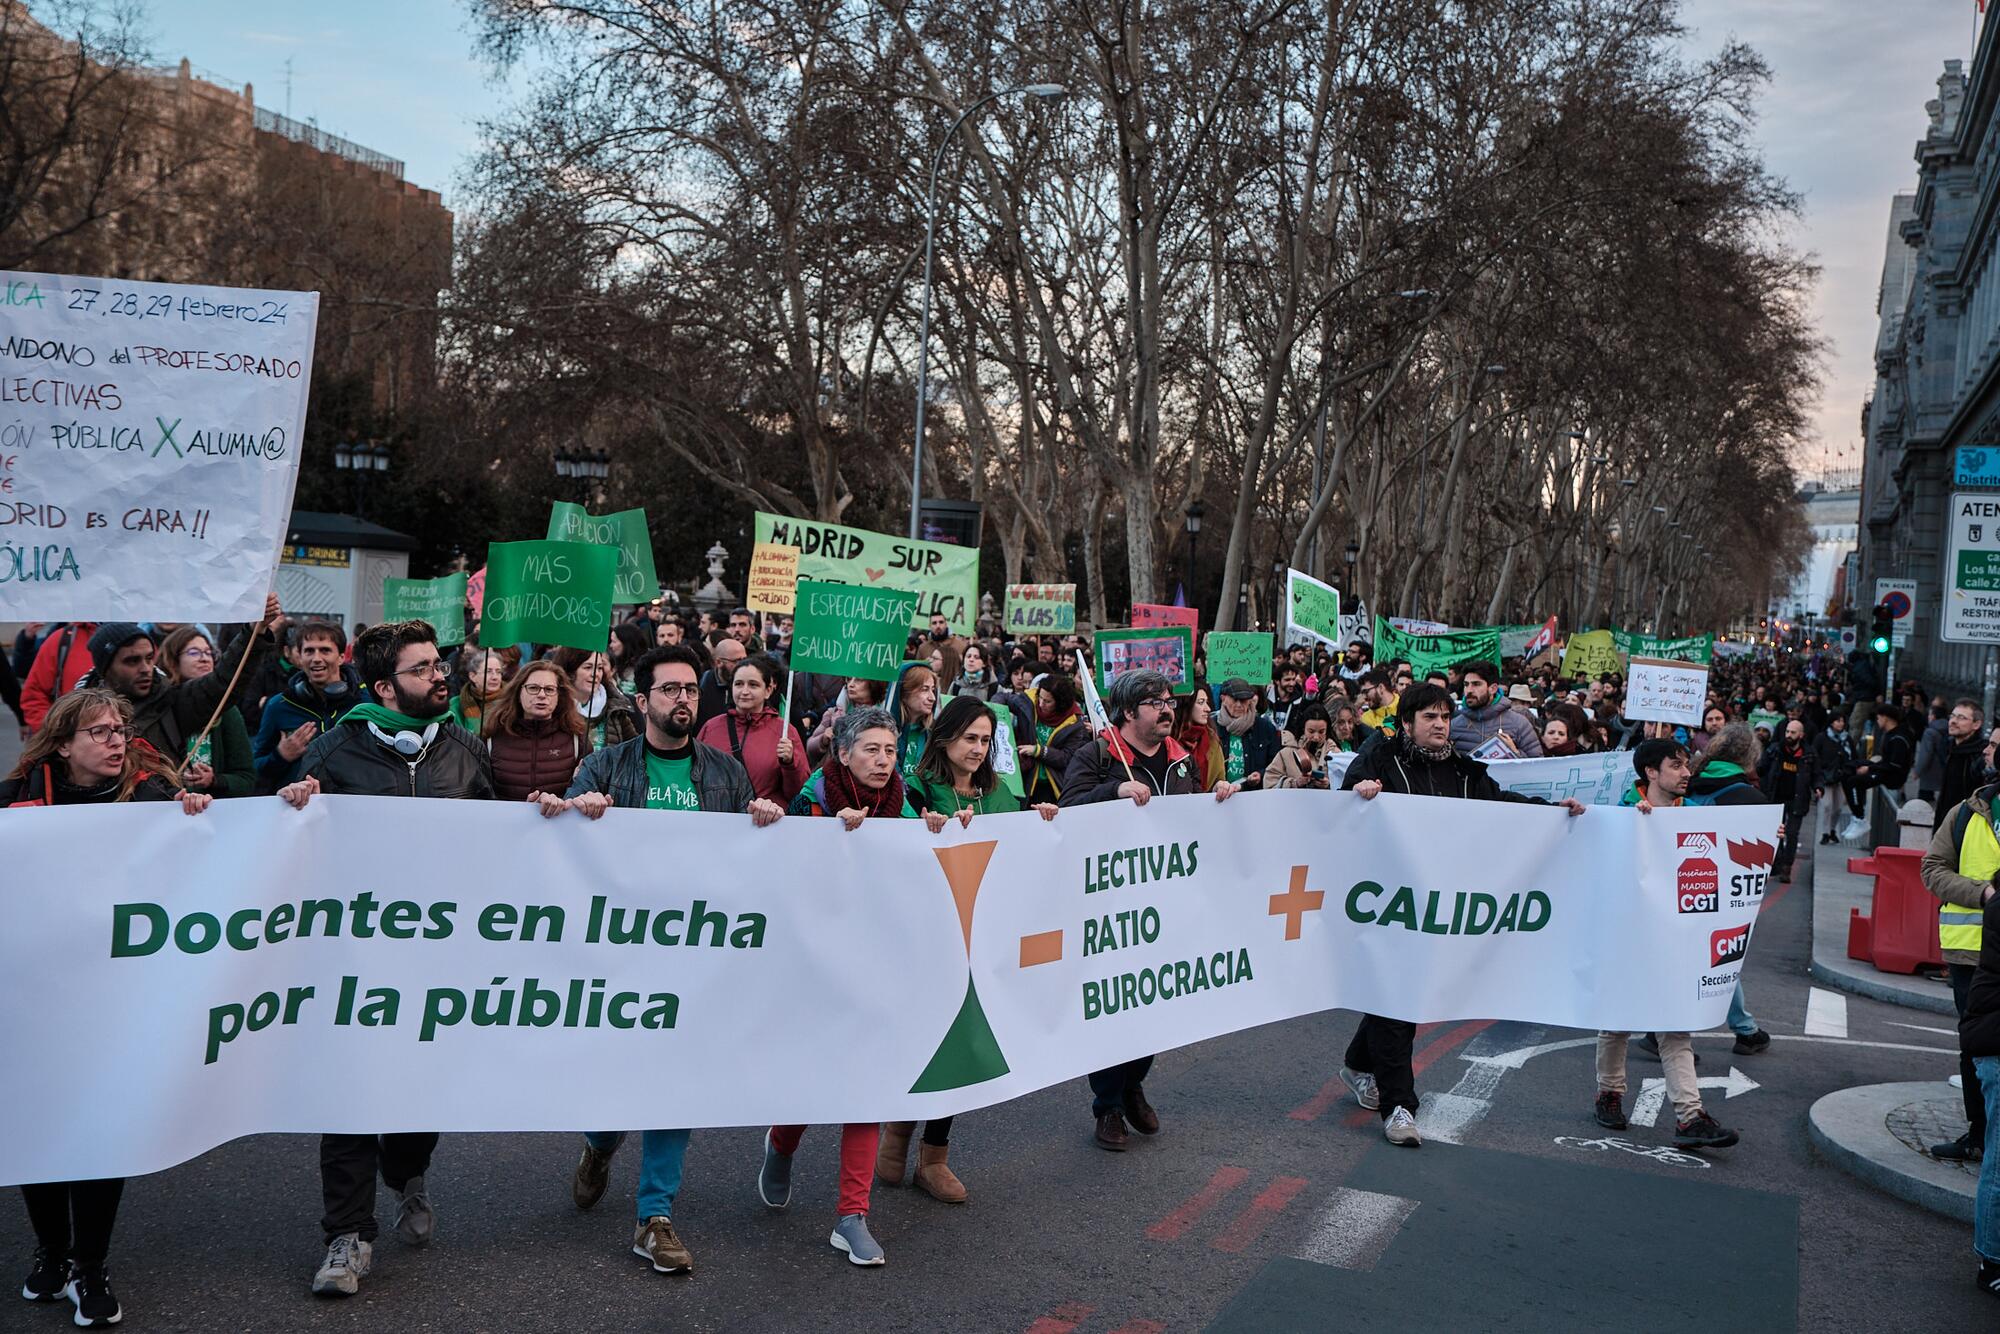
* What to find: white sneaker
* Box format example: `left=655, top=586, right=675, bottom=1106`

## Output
left=1340, top=1067, right=1380, bottom=1111
left=311, top=1233, right=373, bottom=1297
left=1383, top=1107, right=1421, bottom=1147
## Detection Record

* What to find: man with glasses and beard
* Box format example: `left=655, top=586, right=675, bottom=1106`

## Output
left=1060, top=669, right=1240, bottom=1150
left=276, top=621, right=495, bottom=1299
left=551, top=643, right=784, bottom=1275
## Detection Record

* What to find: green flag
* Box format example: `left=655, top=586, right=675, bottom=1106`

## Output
left=1371, top=616, right=1500, bottom=680
left=547, top=502, right=660, bottom=603
left=479, top=540, right=617, bottom=651
left=1204, top=631, right=1273, bottom=686
left=789, top=579, right=920, bottom=681
left=382, top=573, right=468, bottom=647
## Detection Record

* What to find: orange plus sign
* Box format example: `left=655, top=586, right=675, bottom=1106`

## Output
left=1268, top=865, right=1324, bottom=941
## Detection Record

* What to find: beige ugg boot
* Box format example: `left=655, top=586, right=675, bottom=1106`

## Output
left=876, top=1122, right=915, bottom=1184
left=913, top=1142, right=967, bottom=1203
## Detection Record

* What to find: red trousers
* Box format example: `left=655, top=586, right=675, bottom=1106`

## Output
left=768, top=1122, right=878, bottom=1217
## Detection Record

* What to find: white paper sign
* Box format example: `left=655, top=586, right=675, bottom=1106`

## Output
left=0, top=271, right=319, bottom=620
left=1625, top=655, right=1709, bottom=726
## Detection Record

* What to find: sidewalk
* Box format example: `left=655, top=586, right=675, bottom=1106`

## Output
left=1807, top=1081, right=1976, bottom=1223
left=1806, top=830, right=1956, bottom=1015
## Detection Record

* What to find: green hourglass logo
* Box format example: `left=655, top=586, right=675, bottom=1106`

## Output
left=909, top=841, right=1011, bottom=1094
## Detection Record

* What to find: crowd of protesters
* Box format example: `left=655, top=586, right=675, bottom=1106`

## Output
left=12, top=600, right=2000, bottom=1318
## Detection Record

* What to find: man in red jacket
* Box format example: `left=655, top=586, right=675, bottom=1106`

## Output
left=20, top=622, right=97, bottom=732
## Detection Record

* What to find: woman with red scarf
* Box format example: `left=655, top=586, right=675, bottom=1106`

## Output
left=765, top=704, right=912, bottom=1267
left=1175, top=686, right=1227, bottom=791
left=696, top=653, right=809, bottom=804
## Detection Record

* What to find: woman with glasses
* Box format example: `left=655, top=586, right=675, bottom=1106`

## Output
left=5, top=688, right=211, bottom=1328
left=552, top=648, right=640, bottom=752
left=696, top=652, right=809, bottom=805
left=450, top=648, right=510, bottom=734
left=155, top=625, right=256, bottom=797
left=481, top=661, right=591, bottom=803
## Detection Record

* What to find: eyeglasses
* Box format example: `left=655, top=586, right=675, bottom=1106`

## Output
left=1139, top=696, right=1178, bottom=712
left=180, top=646, right=215, bottom=661
left=79, top=723, right=132, bottom=744
left=397, top=660, right=450, bottom=680
left=649, top=682, right=700, bottom=699
left=521, top=684, right=560, bottom=698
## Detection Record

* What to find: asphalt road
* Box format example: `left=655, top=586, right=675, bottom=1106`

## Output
left=3, top=809, right=1992, bottom=1333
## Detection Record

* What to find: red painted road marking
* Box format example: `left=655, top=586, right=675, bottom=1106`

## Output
left=1211, top=1174, right=1311, bottom=1253
left=1025, top=1301, right=1095, bottom=1334
left=1146, top=1164, right=1251, bottom=1241
left=1341, top=1019, right=1497, bottom=1128
left=1289, top=1022, right=1448, bottom=1122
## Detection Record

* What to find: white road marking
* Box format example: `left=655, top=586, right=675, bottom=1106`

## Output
left=1294, top=1187, right=1420, bottom=1270
left=1628, top=1066, right=1759, bottom=1127
left=1805, top=987, right=1849, bottom=1038
left=1887, top=1021, right=1960, bottom=1036
left=1424, top=1026, right=1548, bottom=1144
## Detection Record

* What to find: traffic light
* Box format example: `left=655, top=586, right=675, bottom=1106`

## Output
left=1870, top=602, right=1894, bottom=655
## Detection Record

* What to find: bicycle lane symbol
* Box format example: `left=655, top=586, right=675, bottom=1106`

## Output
left=1552, top=1135, right=1710, bottom=1169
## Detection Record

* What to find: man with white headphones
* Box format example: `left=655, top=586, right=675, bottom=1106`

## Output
left=278, top=620, right=495, bottom=1298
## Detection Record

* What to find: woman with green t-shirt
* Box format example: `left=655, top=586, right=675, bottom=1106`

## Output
left=883, top=695, right=1057, bottom=1205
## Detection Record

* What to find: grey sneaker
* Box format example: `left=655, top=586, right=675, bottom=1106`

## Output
left=758, top=1132, right=792, bottom=1210
left=311, top=1233, right=373, bottom=1297
left=393, top=1175, right=435, bottom=1246
left=1383, top=1107, right=1422, bottom=1147
left=573, top=1141, right=616, bottom=1210
left=830, top=1213, right=885, bottom=1266
left=1340, top=1067, right=1380, bottom=1111
left=632, top=1216, right=693, bottom=1273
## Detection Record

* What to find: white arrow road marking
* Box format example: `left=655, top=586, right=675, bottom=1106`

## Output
left=1423, top=1027, right=1550, bottom=1144
left=1295, top=1188, right=1420, bottom=1270
left=1805, top=987, right=1849, bottom=1038
left=1630, top=1066, right=1760, bottom=1127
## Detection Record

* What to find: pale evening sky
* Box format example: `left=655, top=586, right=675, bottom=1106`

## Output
left=138, top=2, right=1990, bottom=482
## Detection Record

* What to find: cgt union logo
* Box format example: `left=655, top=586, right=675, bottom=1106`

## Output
left=1675, top=832, right=1719, bottom=913
left=1725, top=837, right=1775, bottom=905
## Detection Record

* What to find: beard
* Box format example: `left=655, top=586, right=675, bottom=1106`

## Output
left=393, top=678, right=450, bottom=720
left=650, top=703, right=694, bottom=741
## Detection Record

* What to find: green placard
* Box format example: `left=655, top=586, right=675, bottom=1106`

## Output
left=1285, top=569, right=1342, bottom=648
left=1004, top=583, right=1077, bottom=634
left=755, top=510, right=978, bottom=634
left=1748, top=709, right=1785, bottom=734
left=382, top=572, right=468, bottom=647
left=1205, top=631, right=1273, bottom=686
left=548, top=502, right=660, bottom=603
left=987, top=700, right=1027, bottom=800
left=1372, top=616, right=1501, bottom=680
left=479, top=540, right=618, bottom=651
left=789, top=579, right=920, bottom=681
left=1093, top=627, right=1196, bottom=696
left=1610, top=629, right=1713, bottom=666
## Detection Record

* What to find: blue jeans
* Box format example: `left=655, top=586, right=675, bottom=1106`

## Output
left=1977, top=1057, right=2000, bottom=1263
left=1727, top=981, right=1757, bottom=1037
left=583, top=1129, right=690, bottom=1222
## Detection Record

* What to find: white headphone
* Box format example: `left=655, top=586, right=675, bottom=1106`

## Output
left=367, top=721, right=440, bottom=758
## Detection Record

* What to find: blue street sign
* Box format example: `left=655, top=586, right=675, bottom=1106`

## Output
left=1956, top=445, right=2000, bottom=488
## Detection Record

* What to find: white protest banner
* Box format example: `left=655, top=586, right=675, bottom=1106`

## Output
left=0, top=789, right=1778, bottom=1185
left=1326, top=748, right=1637, bottom=806
left=1626, top=656, right=1709, bottom=726
left=0, top=271, right=318, bottom=620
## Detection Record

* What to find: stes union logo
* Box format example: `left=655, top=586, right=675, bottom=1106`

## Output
left=1724, top=837, right=1775, bottom=904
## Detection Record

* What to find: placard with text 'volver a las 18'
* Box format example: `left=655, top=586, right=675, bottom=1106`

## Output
left=0, top=271, right=319, bottom=621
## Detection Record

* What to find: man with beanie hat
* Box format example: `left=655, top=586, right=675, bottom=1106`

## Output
left=74, top=599, right=285, bottom=766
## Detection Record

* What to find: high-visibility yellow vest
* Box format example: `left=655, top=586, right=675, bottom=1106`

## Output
left=1945, top=809, right=1998, bottom=952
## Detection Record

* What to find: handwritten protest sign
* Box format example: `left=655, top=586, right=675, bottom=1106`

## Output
left=383, top=572, right=468, bottom=646
left=1561, top=628, right=1623, bottom=681
left=1094, top=627, right=1196, bottom=696
left=479, top=540, right=616, bottom=651
left=1625, top=656, right=1709, bottom=726
left=1284, top=569, right=1342, bottom=648
left=0, top=271, right=319, bottom=620
left=789, top=579, right=919, bottom=681
left=987, top=700, right=1027, bottom=799
left=1372, top=616, right=1501, bottom=680
left=1131, top=602, right=1199, bottom=633
left=746, top=542, right=801, bottom=614
left=754, top=511, right=976, bottom=634
left=1005, top=583, right=1076, bottom=634
left=1205, top=631, right=1273, bottom=686
left=547, top=502, right=658, bottom=604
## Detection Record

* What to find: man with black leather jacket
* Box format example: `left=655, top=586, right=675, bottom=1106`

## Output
left=277, top=620, right=494, bottom=1299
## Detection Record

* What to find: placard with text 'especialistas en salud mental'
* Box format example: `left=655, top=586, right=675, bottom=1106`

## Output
left=0, top=272, right=318, bottom=621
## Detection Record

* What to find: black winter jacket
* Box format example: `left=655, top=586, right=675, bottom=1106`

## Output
left=1960, top=893, right=2000, bottom=1059
left=564, top=735, right=753, bottom=814
left=297, top=717, right=495, bottom=800
left=1338, top=734, right=1542, bottom=805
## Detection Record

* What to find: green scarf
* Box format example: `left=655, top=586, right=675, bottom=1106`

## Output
left=343, top=702, right=458, bottom=733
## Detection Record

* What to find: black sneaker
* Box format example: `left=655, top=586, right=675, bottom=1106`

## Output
left=1673, top=1111, right=1739, bottom=1150
left=1979, top=1258, right=2000, bottom=1296
left=1594, top=1091, right=1628, bottom=1130
left=1932, top=1133, right=1984, bottom=1163
left=1732, top=1028, right=1772, bottom=1055
left=20, top=1246, right=68, bottom=1302
left=65, top=1264, right=119, bottom=1328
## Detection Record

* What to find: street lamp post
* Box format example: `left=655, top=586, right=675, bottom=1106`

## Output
left=908, top=82, right=1066, bottom=539
left=554, top=446, right=611, bottom=504
left=1184, top=500, right=1205, bottom=618
left=332, top=437, right=390, bottom=520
